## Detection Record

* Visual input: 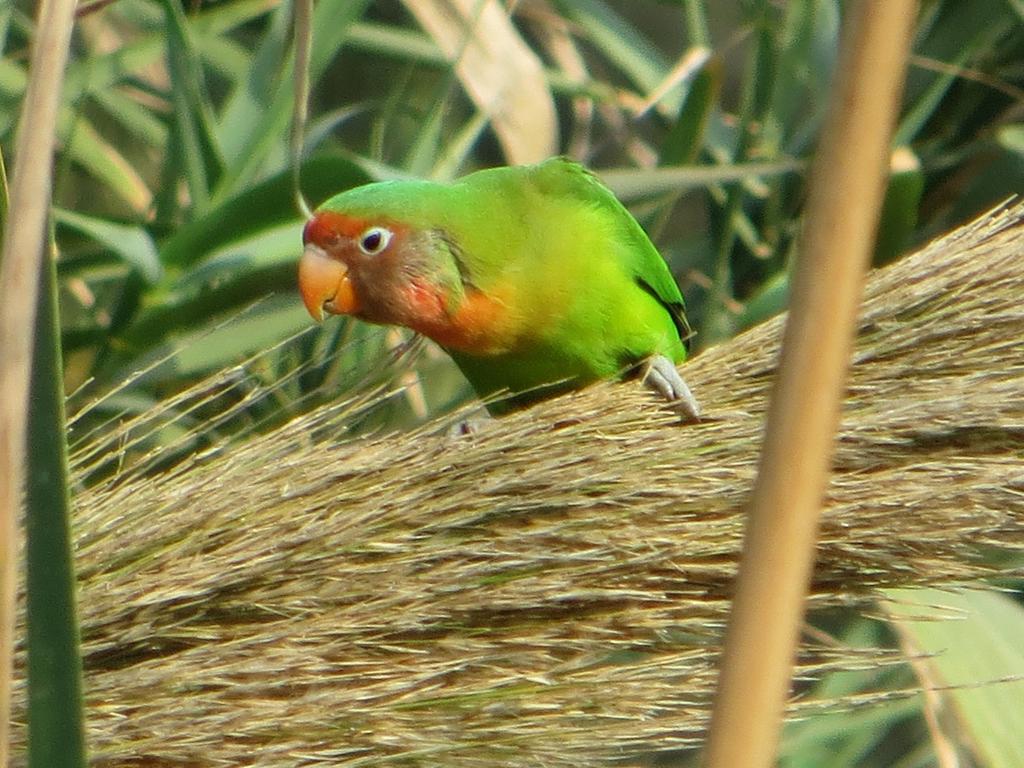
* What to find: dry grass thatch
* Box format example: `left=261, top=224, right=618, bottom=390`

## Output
left=12, top=203, right=1024, bottom=765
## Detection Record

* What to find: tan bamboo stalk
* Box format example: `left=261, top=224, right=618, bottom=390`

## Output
left=0, top=0, right=79, bottom=762
left=702, top=4, right=920, bottom=767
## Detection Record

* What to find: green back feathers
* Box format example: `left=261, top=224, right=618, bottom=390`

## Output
left=521, top=158, right=692, bottom=346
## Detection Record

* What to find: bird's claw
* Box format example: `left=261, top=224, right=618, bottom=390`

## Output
left=641, top=355, right=701, bottom=423
left=444, top=414, right=492, bottom=438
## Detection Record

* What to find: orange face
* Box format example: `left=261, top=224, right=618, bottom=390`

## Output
left=298, top=209, right=463, bottom=334
left=298, top=211, right=392, bottom=321
left=297, top=209, right=514, bottom=354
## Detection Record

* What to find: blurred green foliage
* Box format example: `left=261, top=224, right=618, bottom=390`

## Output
left=2, top=1, right=1023, bottom=763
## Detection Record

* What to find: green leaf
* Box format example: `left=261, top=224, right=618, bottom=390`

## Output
left=54, top=208, right=161, bottom=283
left=0, top=4, right=13, bottom=58
left=213, top=0, right=373, bottom=200
left=771, top=0, right=840, bottom=154
left=404, top=90, right=449, bottom=178
left=62, top=36, right=165, bottom=105
left=126, top=220, right=303, bottom=347
left=58, top=0, right=276, bottom=108
left=159, top=153, right=371, bottom=269
left=659, top=56, right=719, bottom=166
left=215, top=0, right=291, bottom=165
left=874, top=147, right=923, bottom=266
left=887, top=588, right=1024, bottom=768
left=161, top=0, right=226, bottom=214
left=431, top=110, right=490, bottom=181
left=193, top=33, right=252, bottom=82
left=189, top=0, right=280, bottom=36
left=27, top=246, right=86, bottom=768
left=736, top=268, right=790, bottom=330
left=122, top=295, right=315, bottom=384
left=90, top=88, right=167, bottom=149
left=557, top=0, right=669, bottom=98
left=1000, top=123, right=1024, bottom=154
left=122, top=155, right=372, bottom=350
left=681, top=0, right=709, bottom=46
left=59, top=115, right=153, bottom=214
left=940, top=125, right=1024, bottom=228
left=599, top=159, right=805, bottom=201
left=897, top=0, right=1014, bottom=145
left=347, top=20, right=445, bottom=65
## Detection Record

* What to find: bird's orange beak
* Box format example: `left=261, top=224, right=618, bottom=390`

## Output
left=298, top=243, right=360, bottom=321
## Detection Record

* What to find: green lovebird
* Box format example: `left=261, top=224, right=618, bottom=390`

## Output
left=298, top=157, right=699, bottom=419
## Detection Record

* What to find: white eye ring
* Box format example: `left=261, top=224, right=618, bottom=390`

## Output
left=358, top=226, right=393, bottom=256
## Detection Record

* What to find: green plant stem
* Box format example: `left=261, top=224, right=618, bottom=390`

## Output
left=682, top=0, right=709, bottom=46
left=27, top=244, right=85, bottom=768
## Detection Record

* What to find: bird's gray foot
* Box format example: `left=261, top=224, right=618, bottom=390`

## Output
left=444, top=413, right=493, bottom=438
left=640, top=355, right=701, bottom=422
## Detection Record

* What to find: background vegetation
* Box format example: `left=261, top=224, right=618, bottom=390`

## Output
left=1, top=0, right=1023, bottom=764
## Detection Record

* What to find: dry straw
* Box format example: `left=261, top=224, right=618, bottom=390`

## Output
left=9, top=203, right=1024, bottom=765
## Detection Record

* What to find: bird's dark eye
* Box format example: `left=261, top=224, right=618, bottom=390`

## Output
left=358, top=226, right=392, bottom=256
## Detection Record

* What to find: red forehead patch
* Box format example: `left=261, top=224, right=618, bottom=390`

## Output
left=302, top=210, right=372, bottom=246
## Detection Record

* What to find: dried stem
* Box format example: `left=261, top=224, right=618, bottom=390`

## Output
left=702, top=5, right=920, bottom=766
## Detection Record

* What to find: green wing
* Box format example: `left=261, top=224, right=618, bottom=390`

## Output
left=529, top=157, right=692, bottom=347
